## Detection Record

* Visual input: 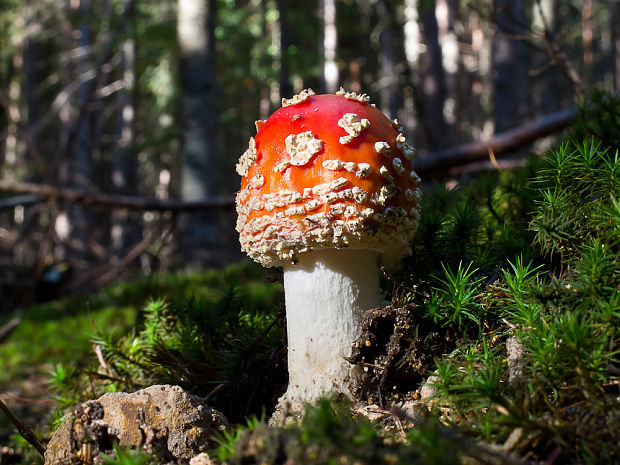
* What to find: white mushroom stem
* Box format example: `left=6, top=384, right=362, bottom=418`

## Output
left=281, top=248, right=382, bottom=406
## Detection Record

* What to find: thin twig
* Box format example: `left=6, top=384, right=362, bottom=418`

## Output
left=0, top=398, right=46, bottom=457
left=91, top=219, right=171, bottom=289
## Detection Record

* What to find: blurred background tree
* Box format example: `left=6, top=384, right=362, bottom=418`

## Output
left=0, top=0, right=618, bottom=310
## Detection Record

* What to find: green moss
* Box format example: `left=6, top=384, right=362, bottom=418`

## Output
left=0, top=305, right=136, bottom=384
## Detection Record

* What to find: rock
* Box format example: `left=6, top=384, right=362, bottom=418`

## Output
left=44, top=385, right=229, bottom=465
left=356, top=404, right=388, bottom=422
left=506, top=336, right=525, bottom=382
left=399, top=400, right=430, bottom=421
left=189, top=453, right=214, bottom=465
left=419, top=375, right=440, bottom=400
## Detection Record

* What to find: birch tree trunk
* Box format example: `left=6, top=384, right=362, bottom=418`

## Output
left=178, top=0, right=219, bottom=266
left=581, top=0, right=593, bottom=86
left=320, top=0, right=339, bottom=93
left=3, top=55, right=23, bottom=183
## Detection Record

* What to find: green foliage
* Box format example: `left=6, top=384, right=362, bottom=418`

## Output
left=426, top=262, right=484, bottom=334
left=378, top=91, right=620, bottom=463
left=405, top=159, right=538, bottom=282
left=8, top=434, right=43, bottom=465
left=214, top=415, right=261, bottom=462
left=530, top=139, right=619, bottom=261
left=47, top=263, right=285, bottom=423
left=221, top=398, right=459, bottom=465
left=572, top=89, right=620, bottom=149
left=100, top=443, right=156, bottom=465
left=419, top=123, right=620, bottom=461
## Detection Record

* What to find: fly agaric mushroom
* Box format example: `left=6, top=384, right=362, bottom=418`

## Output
left=235, top=88, right=421, bottom=408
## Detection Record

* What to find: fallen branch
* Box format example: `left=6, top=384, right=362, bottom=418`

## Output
left=415, top=107, right=577, bottom=175
left=0, top=195, right=40, bottom=211
left=0, top=181, right=234, bottom=212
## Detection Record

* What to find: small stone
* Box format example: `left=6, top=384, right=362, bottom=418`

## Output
left=420, top=375, right=440, bottom=399
left=190, top=452, right=215, bottom=465
left=356, top=404, right=387, bottom=422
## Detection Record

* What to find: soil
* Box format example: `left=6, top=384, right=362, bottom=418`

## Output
left=347, top=304, right=456, bottom=405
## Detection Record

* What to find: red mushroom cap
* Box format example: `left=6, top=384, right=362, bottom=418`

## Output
left=236, top=89, right=421, bottom=267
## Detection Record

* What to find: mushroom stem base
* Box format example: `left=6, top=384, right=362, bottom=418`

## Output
left=280, top=248, right=381, bottom=409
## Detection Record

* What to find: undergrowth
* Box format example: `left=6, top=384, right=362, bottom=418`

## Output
left=46, top=265, right=285, bottom=426
left=217, top=91, right=619, bottom=464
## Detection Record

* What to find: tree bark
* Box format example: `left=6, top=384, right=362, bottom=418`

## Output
left=178, top=0, right=219, bottom=266
left=436, top=0, right=458, bottom=136
left=376, top=0, right=398, bottom=119
left=112, top=0, right=140, bottom=253
left=277, top=0, right=292, bottom=99
left=402, top=0, right=420, bottom=141
left=581, top=0, right=593, bottom=86
left=72, top=0, right=94, bottom=259
left=23, top=10, right=38, bottom=170
left=320, top=0, right=339, bottom=93
left=492, top=0, right=528, bottom=132
left=611, top=0, right=620, bottom=90
left=420, top=0, right=447, bottom=149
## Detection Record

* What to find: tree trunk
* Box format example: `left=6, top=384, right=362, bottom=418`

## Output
left=420, top=0, right=447, bottom=149
left=178, top=0, right=219, bottom=267
left=436, top=0, right=458, bottom=136
left=72, top=0, right=94, bottom=260
left=403, top=0, right=420, bottom=141
left=277, top=0, right=292, bottom=99
left=492, top=0, right=528, bottom=133
left=3, top=56, right=23, bottom=183
left=112, top=0, right=140, bottom=254
left=581, top=0, right=593, bottom=86
left=376, top=0, right=398, bottom=119
left=320, top=0, right=339, bottom=93
left=23, top=20, right=38, bottom=171
left=611, top=0, right=619, bottom=90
